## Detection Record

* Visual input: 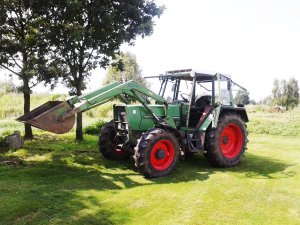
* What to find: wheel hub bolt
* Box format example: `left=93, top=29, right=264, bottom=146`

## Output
left=156, top=149, right=166, bottom=159
left=222, top=136, right=229, bottom=144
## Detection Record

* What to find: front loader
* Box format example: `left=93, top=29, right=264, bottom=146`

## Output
left=17, top=69, right=249, bottom=178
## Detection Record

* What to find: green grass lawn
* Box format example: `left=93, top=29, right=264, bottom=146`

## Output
left=0, top=133, right=299, bottom=225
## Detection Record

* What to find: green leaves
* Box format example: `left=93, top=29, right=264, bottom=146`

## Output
left=235, top=90, right=250, bottom=105
left=271, top=78, right=299, bottom=110
left=0, top=0, right=63, bottom=90
left=103, top=51, right=148, bottom=87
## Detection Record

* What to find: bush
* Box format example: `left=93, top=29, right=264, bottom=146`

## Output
left=83, top=120, right=107, bottom=135
left=0, top=136, right=8, bottom=148
left=0, top=131, right=13, bottom=148
left=88, top=102, right=115, bottom=118
left=0, top=80, right=17, bottom=95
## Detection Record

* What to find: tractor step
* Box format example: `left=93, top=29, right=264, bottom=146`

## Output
left=117, top=129, right=128, bottom=134
left=115, top=121, right=128, bottom=124
left=186, top=131, right=204, bottom=153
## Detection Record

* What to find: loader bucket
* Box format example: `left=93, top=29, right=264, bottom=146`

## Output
left=16, top=101, right=75, bottom=134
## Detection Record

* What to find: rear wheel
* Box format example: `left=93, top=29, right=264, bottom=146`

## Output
left=204, top=114, right=247, bottom=167
left=134, top=128, right=180, bottom=178
left=98, top=121, right=130, bottom=160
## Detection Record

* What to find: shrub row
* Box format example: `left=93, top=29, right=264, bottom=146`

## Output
left=83, top=120, right=107, bottom=135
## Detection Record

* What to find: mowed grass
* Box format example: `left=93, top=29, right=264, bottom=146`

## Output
left=0, top=133, right=299, bottom=225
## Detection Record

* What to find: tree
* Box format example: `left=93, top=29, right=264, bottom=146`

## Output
left=280, top=79, right=287, bottom=107
left=249, top=99, right=257, bottom=105
left=286, top=78, right=299, bottom=110
left=259, top=95, right=272, bottom=105
left=103, top=52, right=147, bottom=87
left=272, top=78, right=281, bottom=105
left=0, top=79, right=17, bottom=94
left=234, top=90, right=250, bottom=105
left=43, top=0, right=163, bottom=141
left=271, top=77, right=299, bottom=110
left=0, top=0, right=63, bottom=139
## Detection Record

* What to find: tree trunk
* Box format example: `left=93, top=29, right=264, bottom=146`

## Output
left=21, top=47, right=33, bottom=139
left=76, top=112, right=83, bottom=141
left=23, top=84, right=33, bottom=140
left=75, top=85, right=83, bottom=141
left=74, top=48, right=85, bottom=141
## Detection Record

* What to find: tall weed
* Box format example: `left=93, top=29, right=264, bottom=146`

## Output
left=0, top=93, right=66, bottom=119
left=247, top=107, right=300, bottom=136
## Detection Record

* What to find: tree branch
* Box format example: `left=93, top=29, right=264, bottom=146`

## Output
left=82, top=49, right=94, bottom=70
left=9, top=56, right=23, bottom=69
left=29, top=80, right=39, bottom=89
left=0, top=64, right=20, bottom=76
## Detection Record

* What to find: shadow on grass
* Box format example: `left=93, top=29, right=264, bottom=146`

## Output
left=0, top=154, right=133, bottom=224
left=234, top=153, right=296, bottom=179
left=0, top=147, right=294, bottom=188
left=155, top=151, right=296, bottom=184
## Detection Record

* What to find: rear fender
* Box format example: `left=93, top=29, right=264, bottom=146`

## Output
left=220, top=106, right=249, bottom=122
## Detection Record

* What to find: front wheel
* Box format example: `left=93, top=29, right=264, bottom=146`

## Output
left=204, top=114, right=248, bottom=167
left=134, top=128, right=180, bottom=178
left=98, top=121, right=130, bottom=160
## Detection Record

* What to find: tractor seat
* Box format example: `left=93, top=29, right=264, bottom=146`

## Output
left=195, top=95, right=211, bottom=109
left=188, top=95, right=212, bottom=128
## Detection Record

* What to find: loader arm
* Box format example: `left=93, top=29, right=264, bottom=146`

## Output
left=17, top=80, right=168, bottom=134
left=61, top=80, right=168, bottom=121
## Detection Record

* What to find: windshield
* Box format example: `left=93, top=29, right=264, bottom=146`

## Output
left=146, top=73, right=247, bottom=106
left=156, top=78, right=212, bottom=104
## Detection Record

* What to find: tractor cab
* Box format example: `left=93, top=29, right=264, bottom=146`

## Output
left=146, top=69, right=248, bottom=130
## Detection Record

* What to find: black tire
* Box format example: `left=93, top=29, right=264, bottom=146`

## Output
left=98, top=121, right=130, bottom=160
left=204, top=113, right=248, bottom=167
left=134, top=128, right=180, bottom=178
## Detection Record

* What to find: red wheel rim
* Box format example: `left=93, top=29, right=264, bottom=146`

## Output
left=220, top=123, right=243, bottom=158
left=113, top=148, right=127, bottom=155
left=150, top=139, right=175, bottom=170
left=112, top=135, right=127, bottom=155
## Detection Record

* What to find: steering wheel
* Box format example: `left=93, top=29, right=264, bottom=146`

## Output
left=180, top=93, right=190, bottom=102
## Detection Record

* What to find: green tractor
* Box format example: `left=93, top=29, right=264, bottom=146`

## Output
left=17, top=69, right=249, bottom=178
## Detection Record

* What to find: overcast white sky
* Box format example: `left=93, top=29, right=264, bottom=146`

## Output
left=120, top=0, right=300, bottom=101
left=2, top=0, right=300, bottom=101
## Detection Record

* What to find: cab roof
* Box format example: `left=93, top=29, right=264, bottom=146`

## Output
left=145, top=68, right=230, bottom=82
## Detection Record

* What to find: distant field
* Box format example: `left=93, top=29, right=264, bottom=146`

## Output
left=247, top=105, right=300, bottom=136
left=0, top=93, right=66, bottom=119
